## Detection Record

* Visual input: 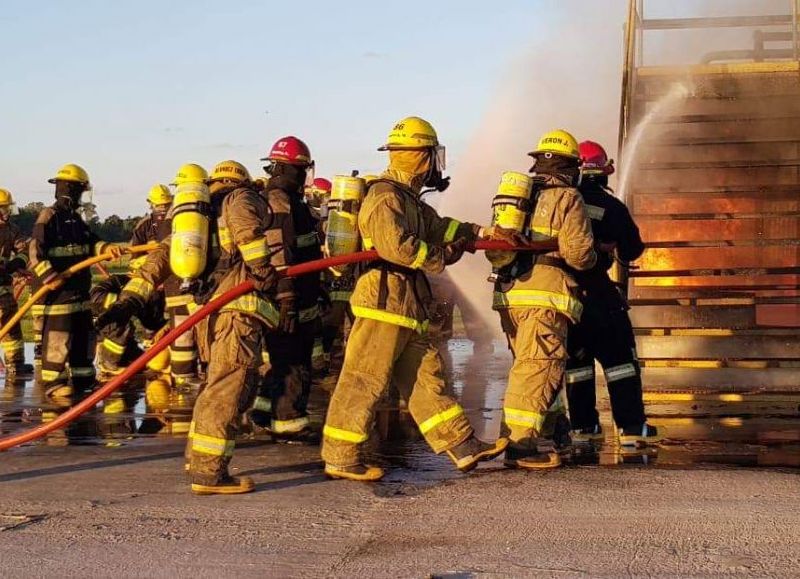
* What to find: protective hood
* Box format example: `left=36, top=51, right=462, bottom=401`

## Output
left=385, top=149, right=432, bottom=195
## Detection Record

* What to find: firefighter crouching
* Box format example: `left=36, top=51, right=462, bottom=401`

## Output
left=93, top=184, right=171, bottom=376
left=0, top=189, right=32, bottom=378
left=565, top=140, right=657, bottom=448
left=489, top=130, right=597, bottom=470
left=29, top=164, right=124, bottom=398
left=321, top=116, right=519, bottom=482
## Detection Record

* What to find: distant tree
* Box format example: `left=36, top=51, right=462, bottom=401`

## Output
left=13, top=202, right=143, bottom=241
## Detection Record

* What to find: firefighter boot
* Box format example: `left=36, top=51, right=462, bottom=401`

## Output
left=324, top=463, right=385, bottom=482
left=571, top=424, right=604, bottom=445
left=618, top=423, right=659, bottom=448
left=191, top=474, right=255, bottom=496
left=504, top=446, right=562, bottom=470
left=445, top=436, right=509, bottom=472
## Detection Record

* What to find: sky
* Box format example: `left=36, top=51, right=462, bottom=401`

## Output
left=1, top=0, right=631, bottom=217
left=2, top=0, right=790, bottom=218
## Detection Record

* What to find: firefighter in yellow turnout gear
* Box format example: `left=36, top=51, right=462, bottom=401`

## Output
left=321, top=117, right=510, bottom=481
left=0, top=189, right=31, bottom=378
left=30, top=164, right=124, bottom=398
left=490, top=130, right=597, bottom=469
left=98, top=161, right=280, bottom=494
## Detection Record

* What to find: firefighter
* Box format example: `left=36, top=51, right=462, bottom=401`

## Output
left=99, top=160, right=278, bottom=494
left=305, top=177, right=331, bottom=222
left=490, top=130, right=597, bottom=469
left=93, top=184, right=171, bottom=376
left=256, top=137, right=322, bottom=442
left=321, top=116, right=516, bottom=481
left=29, top=164, right=123, bottom=398
left=565, top=140, right=657, bottom=447
left=96, top=164, right=214, bottom=388
left=0, top=189, right=32, bottom=378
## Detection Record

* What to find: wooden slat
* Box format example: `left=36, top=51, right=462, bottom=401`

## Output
left=639, top=217, right=800, bottom=242
left=632, top=274, right=800, bottom=288
left=633, top=166, right=800, bottom=189
left=639, top=246, right=800, bottom=271
left=636, top=334, right=800, bottom=360
left=643, top=118, right=800, bottom=143
left=637, top=141, right=800, bottom=166
left=629, top=286, right=800, bottom=299
left=630, top=305, right=756, bottom=328
left=646, top=94, right=800, bottom=117
left=641, top=367, right=800, bottom=391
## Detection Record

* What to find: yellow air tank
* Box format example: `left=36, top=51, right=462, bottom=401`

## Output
left=325, top=175, right=367, bottom=273
left=487, top=171, right=534, bottom=274
left=170, top=182, right=210, bottom=289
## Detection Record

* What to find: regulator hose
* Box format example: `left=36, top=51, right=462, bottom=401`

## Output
left=0, top=239, right=555, bottom=451
left=0, top=243, right=159, bottom=345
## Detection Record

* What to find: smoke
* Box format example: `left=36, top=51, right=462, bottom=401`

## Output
left=436, top=1, right=627, bottom=335
left=434, top=0, right=796, bottom=336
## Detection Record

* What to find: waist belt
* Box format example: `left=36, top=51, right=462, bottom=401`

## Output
left=365, top=261, right=419, bottom=310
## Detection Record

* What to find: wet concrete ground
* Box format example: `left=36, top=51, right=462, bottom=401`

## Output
left=1, top=340, right=800, bottom=577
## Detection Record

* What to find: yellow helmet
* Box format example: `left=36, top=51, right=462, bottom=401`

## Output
left=379, top=116, right=439, bottom=150
left=208, top=160, right=251, bottom=184
left=529, top=129, right=581, bottom=159
left=147, top=184, right=173, bottom=205
left=48, top=163, right=90, bottom=186
left=171, top=163, right=208, bottom=186
left=0, top=189, right=14, bottom=206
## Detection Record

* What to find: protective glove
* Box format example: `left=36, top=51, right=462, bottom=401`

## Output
left=105, top=244, right=124, bottom=259
left=443, top=238, right=468, bottom=266
left=96, top=300, right=137, bottom=334
left=484, top=225, right=528, bottom=248
left=277, top=296, right=298, bottom=335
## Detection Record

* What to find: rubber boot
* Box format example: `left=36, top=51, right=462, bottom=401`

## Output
left=45, top=382, right=74, bottom=399
left=571, top=424, right=604, bottom=445
left=191, top=475, right=255, bottom=496
left=618, top=423, right=659, bottom=448
left=324, top=463, right=385, bottom=482
left=445, top=436, right=509, bottom=472
left=504, top=446, right=562, bottom=470
left=6, top=363, right=34, bottom=380
left=273, top=426, right=321, bottom=446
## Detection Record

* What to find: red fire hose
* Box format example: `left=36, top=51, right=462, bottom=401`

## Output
left=0, top=239, right=554, bottom=451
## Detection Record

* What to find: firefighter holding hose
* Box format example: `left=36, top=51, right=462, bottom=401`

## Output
left=29, top=164, right=124, bottom=399
left=489, top=130, right=597, bottom=469
left=254, top=137, right=323, bottom=442
left=321, top=116, right=520, bottom=481
left=0, top=188, right=32, bottom=379
left=93, top=184, right=171, bottom=376
left=565, top=140, right=657, bottom=447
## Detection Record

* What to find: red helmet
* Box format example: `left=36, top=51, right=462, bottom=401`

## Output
left=308, top=177, right=332, bottom=194
left=579, top=140, right=615, bottom=176
left=261, top=136, right=312, bottom=166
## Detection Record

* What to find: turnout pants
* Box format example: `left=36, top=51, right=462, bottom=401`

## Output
left=40, top=308, right=96, bottom=393
left=187, top=312, right=265, bottom=485
left=499, top=308, right=569, bottom=450
left=168, top=304, right=197, bottom=380
left=321, top=317, right=473, bottom=467
left=321, top=299, right=353, bottom=354
left=0, top=291, right=24, bottom=367
left=263, top=319, right=317, bottom=434
left=565, top=307, right=645, bottom=431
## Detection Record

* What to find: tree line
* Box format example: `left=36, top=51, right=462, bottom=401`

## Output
left=15, top=202, right=143, bottom=242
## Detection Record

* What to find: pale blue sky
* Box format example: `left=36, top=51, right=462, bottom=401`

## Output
left=2, top=0, right=791, bottom=217
left=4, top=0, right=574, bottom=216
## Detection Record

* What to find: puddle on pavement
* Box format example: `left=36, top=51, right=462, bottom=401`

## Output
left=2, top=340, right=800, bottom=473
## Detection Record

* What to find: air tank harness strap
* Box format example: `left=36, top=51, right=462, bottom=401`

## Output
left=535, top=255, right=567, bottom=270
